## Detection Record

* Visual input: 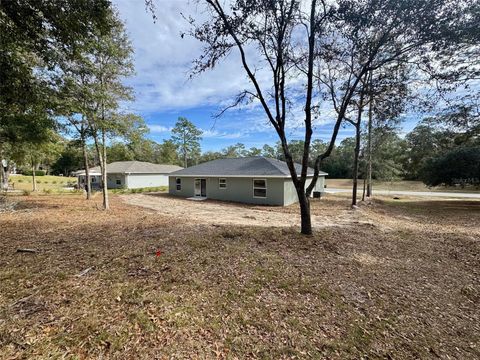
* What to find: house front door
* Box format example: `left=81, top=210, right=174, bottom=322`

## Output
left=194, top=178, right=207, bottom=197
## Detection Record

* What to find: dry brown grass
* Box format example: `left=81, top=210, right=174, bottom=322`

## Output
left=0, top=194, right=479, bottom=359
left=326, top=178, right=480, bottom=192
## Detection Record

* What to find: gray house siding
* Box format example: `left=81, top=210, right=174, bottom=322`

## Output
left=169, top=176, right=286, bottom=205
left=105, top=173, right=126, bottom=189
left=283, top=176, right=325, bottom=206
left=169, top=176, right=195, bottom=198
left=126, top=173, right=169, bottom=188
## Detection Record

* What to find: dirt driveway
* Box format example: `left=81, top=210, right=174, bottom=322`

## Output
left=121, top=193, right=368, bottom=228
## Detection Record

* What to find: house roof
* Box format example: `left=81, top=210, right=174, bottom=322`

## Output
left=77, top=161, right=183, bottom=175
left=169, top=157, right=328, bottom=177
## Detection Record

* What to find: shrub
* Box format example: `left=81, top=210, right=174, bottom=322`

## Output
left=43, top=189, right=53, bottom=194
left=52, top=180, right=57, bottom=184
left=17, top=179, right=23, bottom=183
left=22, top=190, right=31, bottom=196
left=23, top=170, right=46, bottom=176
left=420, top=146, right=480, bottom=187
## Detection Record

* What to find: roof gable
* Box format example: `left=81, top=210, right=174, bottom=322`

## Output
left=80, top=161, right=183, bottom=174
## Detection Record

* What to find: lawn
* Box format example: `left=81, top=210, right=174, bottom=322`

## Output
left=9, top=175, right=77, bottom=192
left=326, top=178, right=480, bottom=192
left=0, top=194, right=478, bottom=358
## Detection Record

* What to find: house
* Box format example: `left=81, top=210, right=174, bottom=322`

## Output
left=168, top=157, right=327, bottom=206
left=77, top=161, right=183, bottom=190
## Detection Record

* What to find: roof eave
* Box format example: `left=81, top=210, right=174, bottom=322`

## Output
left=168, top=174, right=326, bottom=178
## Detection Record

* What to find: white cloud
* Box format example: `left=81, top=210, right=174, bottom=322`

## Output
left=113, top=0, right=256, bottom=113
left=201, top=128, right=244, bottom=139
left=148, top=124, right=172, bottom=133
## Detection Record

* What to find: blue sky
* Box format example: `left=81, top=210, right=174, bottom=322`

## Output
left=114, top=0, right=424, bottom=152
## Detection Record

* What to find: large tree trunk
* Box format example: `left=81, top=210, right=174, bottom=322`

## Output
left=352, top=123, right=361, bottom=207
left=92, top=128, right=109, bottom=210
left=366, top=94, right=373, bottom=197
left=1, top=161, right=10, bottom=190
left=362, top=176, right=366, bottom=202
left=101, top=128, right=109, bottom=210
left=31, top=164, right=37, bottom=192
left=352, top=78, right=367, bottom=207
left=297, top=187, right=312, bottom=235
left=81, top=135, right=91, bottom=200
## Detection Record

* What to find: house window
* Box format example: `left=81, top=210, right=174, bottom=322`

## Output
left=116, top=179, right=121, bottom=185
left=219, top=178, right=227, bottom=189
left=176, top=178, right=181, bottom=191
left=91, top=177, right=96, bottom=183
left=253, top=179, right=267, bottom=198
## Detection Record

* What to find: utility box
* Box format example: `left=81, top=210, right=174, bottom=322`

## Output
left=313, top=191, right=321, bottom=199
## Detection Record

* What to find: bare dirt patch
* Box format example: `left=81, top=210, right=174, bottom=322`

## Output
left=122, top=193, right=371, bottom=229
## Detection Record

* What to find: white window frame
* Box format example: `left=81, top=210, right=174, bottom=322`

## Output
left=176, top=177, right=182, bottom=191
left=219, top=178, right=227, bottom=189
left=253, top=178, right=267, bottom=198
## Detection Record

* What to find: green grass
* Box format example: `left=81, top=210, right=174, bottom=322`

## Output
left=9, top=175, right=77, bottom=192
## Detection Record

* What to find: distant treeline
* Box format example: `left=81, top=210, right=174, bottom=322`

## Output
left=34, top=116, right=478, bottom=188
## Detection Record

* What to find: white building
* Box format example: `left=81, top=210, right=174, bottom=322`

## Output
left=76, top=161, right=183, bottom=190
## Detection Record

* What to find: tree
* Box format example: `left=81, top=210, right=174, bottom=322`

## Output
left=13, top=133, right=61, bottom=191
left=420, top=147, right=480, bottom=187
left=0, top=0, right=111, bottom=190
left=261, top=144, right=278, bottom=158
left=403, top=122, right=455, bottom=180
left=107, top=142, right=135, bottom=162
left=181, top=0, right=476, bottom=234
left=158, top=140, right=181, bottom=165
left=199, top=150, right=223, bottom=164
left=171, top=117, right=203, bottom=168
left=186, top=0, right=329, bottom=234
left=364, top=65, right=410, bottom=197
left=429, top=95, right=480, bottom=146
left=52, top=141, right=85, bottom=176
left=246, top=147, right=262, bottom=156
left=316, top=0, right=458, bottom=205
left=222, top=143, right=247, bottom=158
left=368, top=131, right=406, bottom=181
left=70, top=8, right=142, bottom=210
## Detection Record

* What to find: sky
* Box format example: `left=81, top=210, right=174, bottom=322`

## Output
left=113, top=0, right=423, bottom=152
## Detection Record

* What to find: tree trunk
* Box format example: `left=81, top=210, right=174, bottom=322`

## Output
left=352, top=123, right=361, bottom=207
left=101, top=128, right=109, bottom=210
left=32, top=164, right=37, bottom=192
left=362, top=176, right=366, bottom=202
left=183, top=136, right=187, bottom=168
left=366, top=93, right=373, bottom=197
left=81, top=135, right=91, bottom=200
left=92, top=128, right=108, bottom=210
left=1, top=162, right=10, bottom=190
left=297, top=187, right=312, bottom=235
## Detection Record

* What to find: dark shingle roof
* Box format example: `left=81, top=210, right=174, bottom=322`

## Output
left=170, top=157, right=327, bottom=177
left=86, top=161, right=183, bottom=174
